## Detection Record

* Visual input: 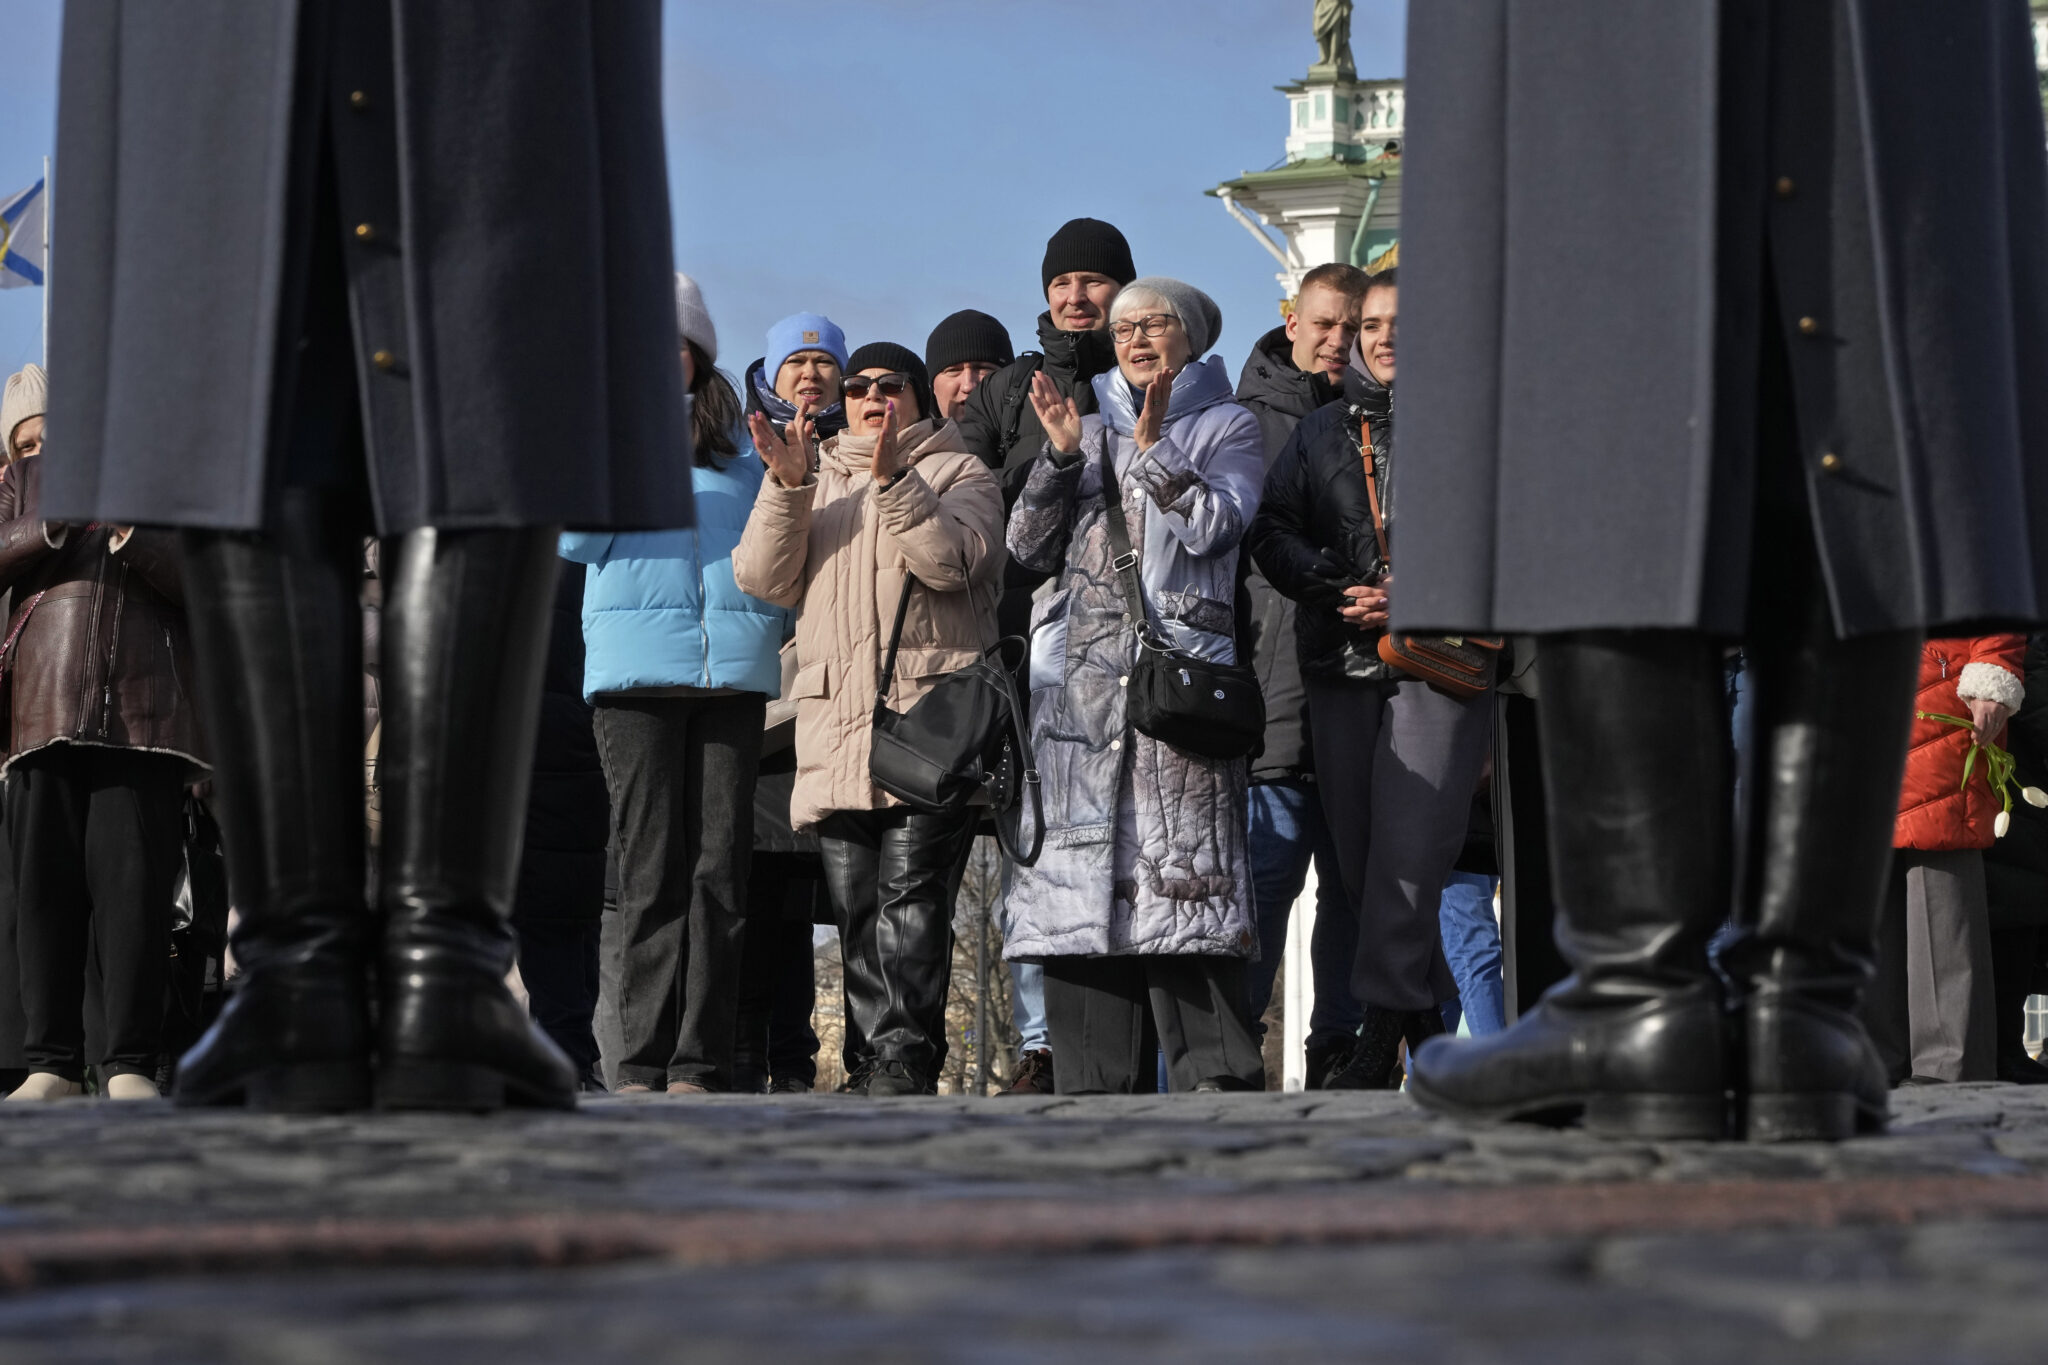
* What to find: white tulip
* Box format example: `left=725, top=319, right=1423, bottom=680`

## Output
left=1996, top=810, right=2013, bottom=838
left=2025, top=787, right=2048, bottom=809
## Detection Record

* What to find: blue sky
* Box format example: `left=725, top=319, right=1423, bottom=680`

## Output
left=0, top=0, right=1406, bottom=385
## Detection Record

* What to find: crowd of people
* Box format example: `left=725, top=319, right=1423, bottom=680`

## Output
left=0, top=214, right=2043, bottom=1101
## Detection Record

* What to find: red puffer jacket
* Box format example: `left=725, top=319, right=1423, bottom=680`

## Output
left=1896, top=635, right=2027, bottom=851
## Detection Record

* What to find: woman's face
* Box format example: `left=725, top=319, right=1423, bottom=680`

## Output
left=679, top=346, right=696, bottom=391
left=1113, top=309, right=1191, bottom=386
left=8, top=414, right=42, bottom=461
left=843, top=367, right=922, bottom=431
left=774, top=350, right=842, bottom=408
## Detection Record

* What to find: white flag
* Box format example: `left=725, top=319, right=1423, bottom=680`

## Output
left=0, top=178, right=46, bottom=290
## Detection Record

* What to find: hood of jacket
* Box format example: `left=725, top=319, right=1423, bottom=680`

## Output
left=1344, top=348, right=1392, bottom=424
left=1035, top=312, right=1120, bottom=384
left=744, top=356, right=849, bottom=441
left=1091, top=354, right=1238, bottom=438
left=1237, top=326, right=1338, bottom=429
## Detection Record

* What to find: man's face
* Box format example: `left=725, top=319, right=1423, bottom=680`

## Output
left=1285, top=284, right=1361, bottom=379
left=1358, top=284, right=1396, bottom=386
left=1047, top=272, right=1121, bottom=332
left=931, top=360, right=1002, bottom=421
left=774, top=351, right=843, bottom=409
left=9, top=414, right=42, bottom=461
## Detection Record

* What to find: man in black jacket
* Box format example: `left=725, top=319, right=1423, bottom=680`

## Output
left=1233, top=262, right=1370, bottom=1086
left=955, top=217, right=1135, bottom=1096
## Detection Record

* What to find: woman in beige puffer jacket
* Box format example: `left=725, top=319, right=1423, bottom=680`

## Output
left=734, top=341, right=1003, bottom=1096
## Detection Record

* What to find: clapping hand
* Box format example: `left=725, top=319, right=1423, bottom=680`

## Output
left=1133, top=365, right=1174, bottom=452
left=869, top=400, right=903, bottom=485
left=1028, top=371, right=1083, bottom=457
left=748, top=400, right=814, bottom=488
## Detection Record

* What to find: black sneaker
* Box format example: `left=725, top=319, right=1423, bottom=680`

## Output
left=1304, top=1037, right=1358, bottom=1091
left=767, top=1075, right=813, bottom=1094
left=997, top=1049, right=1055, bottom=1096
left=862, top=1059, right=930, bottom=1097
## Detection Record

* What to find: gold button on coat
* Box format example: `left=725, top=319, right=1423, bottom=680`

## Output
left=354, top=222, right=376, bottom=242
left=1774, top=176, right=1796, bottom=197
left=1820, top=452, right=1844, bottom=473
left=348, top=90, right=369, bottom=111
left=371, top=349, right=397, bottom=372
left=1797, top=316, right=1820, bottom=335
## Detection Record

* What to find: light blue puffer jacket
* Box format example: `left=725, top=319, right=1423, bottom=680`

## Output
left=560, top=443, right=790, bottom=701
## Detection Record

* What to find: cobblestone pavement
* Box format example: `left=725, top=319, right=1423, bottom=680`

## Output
left=0, top=1086, right=2044, bottom=1360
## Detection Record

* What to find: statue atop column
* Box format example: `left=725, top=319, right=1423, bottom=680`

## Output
left=1311, top=0, right=1355, bottom=78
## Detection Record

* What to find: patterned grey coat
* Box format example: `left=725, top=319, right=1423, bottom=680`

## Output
left=1001, top=358, right=1264, bottom=960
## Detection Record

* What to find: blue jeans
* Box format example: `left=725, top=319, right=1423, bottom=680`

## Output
left=1011, top=961, right=1048, bottom=1054
left=1438, top=871, right=1504, bottom=1035
left=1244, top=778, right=1361, bottom=1048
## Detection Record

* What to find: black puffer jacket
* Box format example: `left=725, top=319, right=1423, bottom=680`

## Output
left=1246, top=362, right=1396, bottom=684
left=956, top=313, right=1120, bottom=641
left=1234, top=327, right=1341, bottom=778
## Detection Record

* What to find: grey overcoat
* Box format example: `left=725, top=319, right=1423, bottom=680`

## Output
left=44, top=0, right=690, bottom=534
left=1393, top=0, right=2048, bottom=638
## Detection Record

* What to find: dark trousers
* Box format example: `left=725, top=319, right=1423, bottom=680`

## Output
left=1043, top=954, right=1265, bottom=1093
left=10, top=747, right=186, bottom=1081
left=733, top=853, right=822, bottom=1090
left=1306, top=676, right=1493, bottom=1013
left=595, top=693, right=765, bottom=1089
left=513, top=915, right=601, bottom=1080
left=817, top=806, right=977, bottom=1080
left=0, top=775, right=23, bottom=1087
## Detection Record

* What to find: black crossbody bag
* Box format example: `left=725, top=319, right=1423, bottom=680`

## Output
left=1098, top=448, right=1264, bottom=762
left=868, top=575, right=1044, bottom=866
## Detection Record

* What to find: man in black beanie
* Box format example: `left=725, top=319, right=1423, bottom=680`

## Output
left=925, top=310, right=1015, bottom=423
left=951, top=218, right=1134, bottom=1096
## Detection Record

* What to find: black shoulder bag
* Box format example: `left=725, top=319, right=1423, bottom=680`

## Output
left=868, top=576, right=1044, bottom=865
left=1098, top=447, right=1265, bottom=762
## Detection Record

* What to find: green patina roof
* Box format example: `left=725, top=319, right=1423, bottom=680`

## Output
left=1208, top=155, right=1401, bottom=197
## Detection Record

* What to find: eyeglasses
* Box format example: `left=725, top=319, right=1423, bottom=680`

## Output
left=1108, top=314, right=1180, bottom=344
left=841, top=372, right=911, bottom=400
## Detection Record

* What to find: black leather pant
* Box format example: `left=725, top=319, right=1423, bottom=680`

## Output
left=817, top=807, right=977, bottom=1081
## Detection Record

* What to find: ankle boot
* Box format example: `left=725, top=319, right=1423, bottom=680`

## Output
left=1722, top=615, right=1919, bottom=1142
left=374, top=527, right=575, bottom=1111
left=1407, top=633, right=1732, bottom=1140
left=173, top=496, right=374, bottom=1111
left=1326, top=1007, right=1417, bottom=1090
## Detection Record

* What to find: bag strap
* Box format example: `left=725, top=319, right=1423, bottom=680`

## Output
left=998, top=353, right=1046, bottom=462
left=1096, top=445, right=1154, bottom=642
left=1361, top=419, right=1391, bottom=568
left=874, top=574, right=917, bottom=708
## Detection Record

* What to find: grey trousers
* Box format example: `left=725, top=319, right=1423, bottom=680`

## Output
left=1043, top=954, right=1265, bottom=1093
left=1306, top=676, right=1493, bottom=1012
left=1866, top=848, right=1997, bottom=1083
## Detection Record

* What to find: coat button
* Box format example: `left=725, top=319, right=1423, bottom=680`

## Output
left=348, top=90, right=370, bottom=111
left=1118, top=675, right=1129, bottom=687
left=1820, top=452, right=1843, bottom=473
left=354, top=222, right=377, bottom=242
left=1110, top=739, right=1122, bottom=751
left=1774, top=175, right=1796, bottom=198
left=1797, top=316, right=1820, bottom=335
left=371, top=349, right=397, bottom=372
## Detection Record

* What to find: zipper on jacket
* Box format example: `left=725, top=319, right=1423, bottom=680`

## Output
left=98, top=563, right=129, bottom=737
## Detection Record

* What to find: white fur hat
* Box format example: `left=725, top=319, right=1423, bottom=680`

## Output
left=675, top=273, right=717, bottom=364
left=2, top=363, right=47, bottom=461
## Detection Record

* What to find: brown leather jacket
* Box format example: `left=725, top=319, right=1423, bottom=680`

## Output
left=0, top=455, right=206, bottom=775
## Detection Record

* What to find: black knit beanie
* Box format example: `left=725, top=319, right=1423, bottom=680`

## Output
left=924, top=310, right=1016, bottom=375
left=844, top=341, right=936, bottom=424
left=1041, top=218, right=1137, bottom=293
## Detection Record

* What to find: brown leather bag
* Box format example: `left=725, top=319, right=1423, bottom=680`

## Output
left=1361, top=423, right=1501, bottom=699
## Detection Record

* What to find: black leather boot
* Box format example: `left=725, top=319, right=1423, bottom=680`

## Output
left=1407, top=633, right=1733, bottom=1140
left=1722, top=612, right=1920, bottom=1141
left=374, top=527, right=576, bottom=1111
left=173, top=492, right=373, bottom=1111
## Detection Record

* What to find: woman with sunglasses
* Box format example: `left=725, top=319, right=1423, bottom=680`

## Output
left=1006, top=277, right=1268, bottom=1093
left=734, top=342, right=1004, bottom=1096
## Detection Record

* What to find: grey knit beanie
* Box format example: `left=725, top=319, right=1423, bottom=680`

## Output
left=2, top=363, right=47, bottom=461
left=1110, top=277, right=1222, bottom=360
left=674, top=273, right=718, bottom=363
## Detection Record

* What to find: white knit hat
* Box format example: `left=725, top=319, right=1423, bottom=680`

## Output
left=675, top=273, right=717, bottom=364
left=2, top=363, right=48, bottom=461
